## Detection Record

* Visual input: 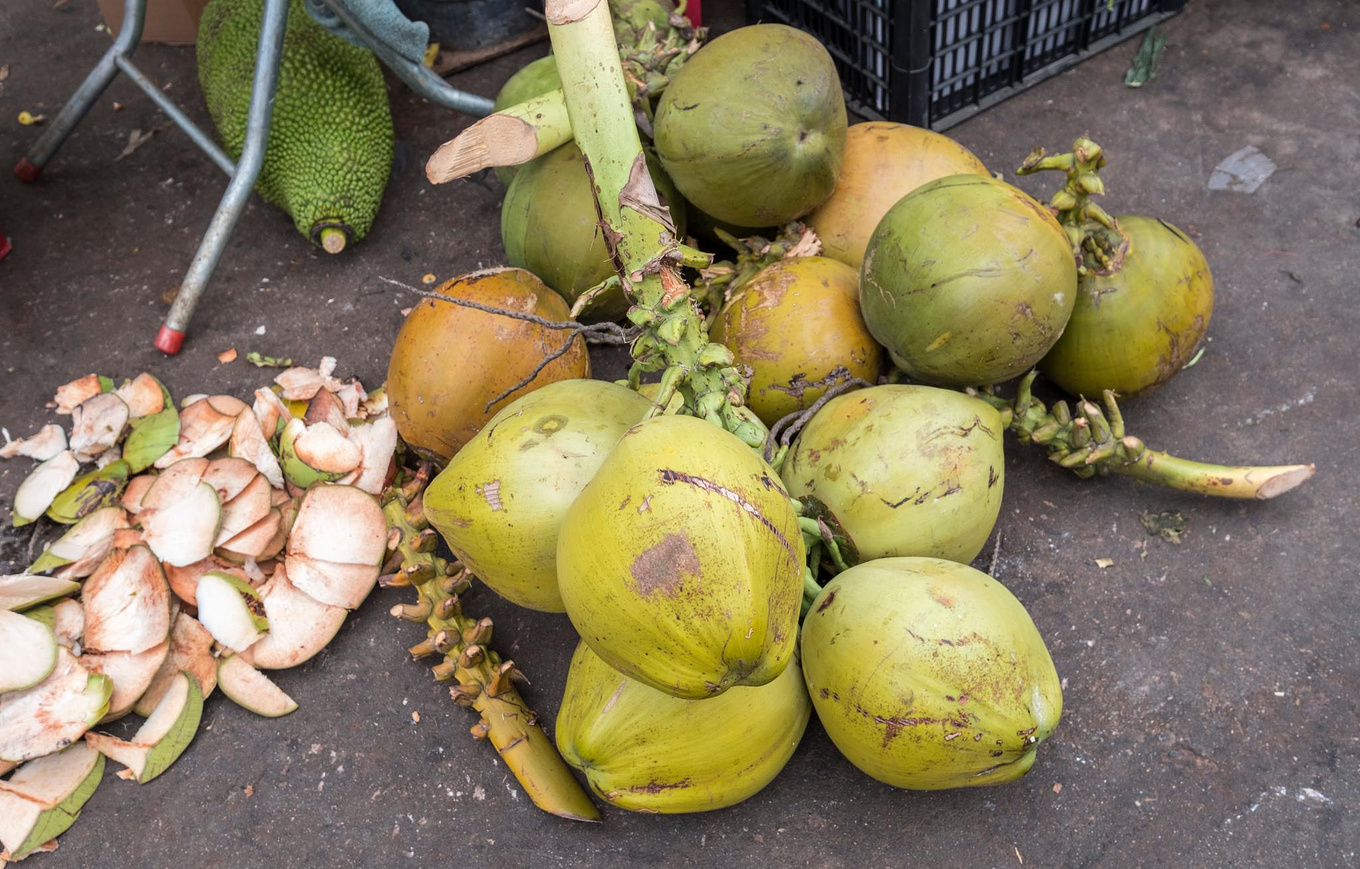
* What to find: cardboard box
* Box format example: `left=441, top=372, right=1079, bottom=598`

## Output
left=96, top=0, right=211, bottom=45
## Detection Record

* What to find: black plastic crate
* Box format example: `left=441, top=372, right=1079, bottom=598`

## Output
left=747, top=0, right=1185, bottom=130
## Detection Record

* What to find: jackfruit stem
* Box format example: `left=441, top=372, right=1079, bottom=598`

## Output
left=546, top=0, right=760, bottom=445
left=381, top=466, right=601, bottom=822
left=318, top=227, right=347, bottom=254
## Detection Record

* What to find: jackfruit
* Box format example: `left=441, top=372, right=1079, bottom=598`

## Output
left=197, top=0, right=394, bottom=251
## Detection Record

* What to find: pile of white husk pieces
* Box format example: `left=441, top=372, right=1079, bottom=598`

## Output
left=0, top=359, right=396, bottom=862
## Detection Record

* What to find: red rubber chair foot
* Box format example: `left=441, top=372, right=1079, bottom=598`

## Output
left=14, top=158, right=42, bottom=184
left=154, top=324, right=186, bottom=354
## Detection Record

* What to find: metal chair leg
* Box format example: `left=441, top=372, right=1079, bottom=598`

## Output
left=14, top=0, right=146, bottom=182
left=154, top=0, right=290, bottom=354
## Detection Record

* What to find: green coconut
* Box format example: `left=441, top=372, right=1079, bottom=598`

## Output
left=491, top=55, right=562, bottom=185
left=860, top=174, right=1078, bottom=387
left=654, top=24, right=847, bottom=228
left=710, top=256, right=883, bottom=426
left=556, top=414, right=804, bottom=699
left=608, top=0, right=674, bottom=44
left=423, top=380, right=652, bottom=612
left=1039, top=216, right=1214, bottom=398
left=556, top=640, right=809, bottom=813
left=501, top=143, right=686, bottom=322
left=802, top=557, right=1062, bottom=789
left=782, top=385, right=1004, bottom=565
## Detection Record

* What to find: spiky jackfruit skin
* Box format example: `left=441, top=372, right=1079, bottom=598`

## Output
left=197, top=0, right=394, bottom=247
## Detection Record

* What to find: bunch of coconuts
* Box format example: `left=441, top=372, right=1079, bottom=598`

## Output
left=383, top=8, right=1308, bottom=817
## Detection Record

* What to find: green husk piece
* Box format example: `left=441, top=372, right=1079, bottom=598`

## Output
left=0, top=744, right=105, bottom=860
left=98, top=376, right=116, bottom=393
left=0, top=576, right=81, bottom=612
left=85, top=671, right=203, bottom=783
left=123, top=379, right=179, bottom=473
left=21, top=605, right=56, bottom=630
left=27, top=506, right=129, bottom=575
left=27, top=550, right=69, bottom=577
left=246, top=352, right=293, bottom=368
left=12, top=752, right=104, bottom=858
left=137, top=673, right=203, bottom=782
left=46, top=461, right=130, bottom=525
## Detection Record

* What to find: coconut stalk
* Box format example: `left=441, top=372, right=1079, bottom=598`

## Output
left=975, top=372, right=1314, bottom=499
left=381, top=466, right=600, bottom=822
left=426, top=90, right=573, bottom=184
left=1016, top=136, right=1126, bottom=274
left=427, top=9, right=703, bottom=184
left=545, top=0, right=758, bottom=442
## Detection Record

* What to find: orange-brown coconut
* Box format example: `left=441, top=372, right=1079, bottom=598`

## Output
left=386, top=268, right=590, bottom=461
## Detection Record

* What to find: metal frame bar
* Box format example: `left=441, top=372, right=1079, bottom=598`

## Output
left=315, top=0, right=495, bottom=115
left=14, top=0, right=147, bottom=180
left=157, top=0, right=291, bottom=353
left=114, top=55, right=236, bottom=176
left=15, top=0, right=495, bottom=353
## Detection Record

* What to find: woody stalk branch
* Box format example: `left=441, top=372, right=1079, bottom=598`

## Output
left=544, top=0, right=762, bottom=444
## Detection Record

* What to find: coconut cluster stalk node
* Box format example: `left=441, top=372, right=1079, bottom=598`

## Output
left=546, top=0, right=758, bottom=443
left=380, top=464, right=601, bottom=822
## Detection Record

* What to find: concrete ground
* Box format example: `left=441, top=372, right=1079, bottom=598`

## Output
left=1, top=0, right=1357, bottom=865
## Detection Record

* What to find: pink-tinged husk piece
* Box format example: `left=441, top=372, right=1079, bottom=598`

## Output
left=51, top=375, right=103, bottom=415
left=80, top=639, right=171, bottom=722
left=152, top=397, right=247, bottom=469
left=135, top=613, right=216, bottom=716
left=81, top=545, right=171, bottom=655
left=114, top=373, right=166, bottom=418
left=241, top=564, right=347, bottom=669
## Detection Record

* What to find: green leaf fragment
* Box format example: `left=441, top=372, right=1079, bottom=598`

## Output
left=124, top=379, right=178, bottom=473
left=46, top=461, right=130, bottom=525
left=97, top=376, right=116, bottom=393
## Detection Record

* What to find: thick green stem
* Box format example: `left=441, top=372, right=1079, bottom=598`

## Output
left=1112, top=452, right=1316, bottom=500
left=426, top=91, right=573, bottom=184
left=381, top=467, right=600, bottom=822
left=545, top=0, right=760, bottom=444
left=977, top=372, right=1315, bottom=500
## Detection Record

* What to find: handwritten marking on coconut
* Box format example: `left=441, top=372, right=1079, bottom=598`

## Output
left=656, top=469, right=796, bottom=560
left=477, top=480, right=503, bottom=511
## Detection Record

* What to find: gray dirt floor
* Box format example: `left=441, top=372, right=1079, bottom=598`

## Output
left=0, top=0, right=1356, bottom=865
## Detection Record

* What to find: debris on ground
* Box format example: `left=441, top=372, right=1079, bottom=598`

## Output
left=0, top=359, right=394, bottom=857
left=1208, top=146, right=1276, bottom=193
left=1125, top=27, right=1167, bottom=88
left=1141, top=510, right=1188, bottom=544
left=246, top=352, right=292, bottom=368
